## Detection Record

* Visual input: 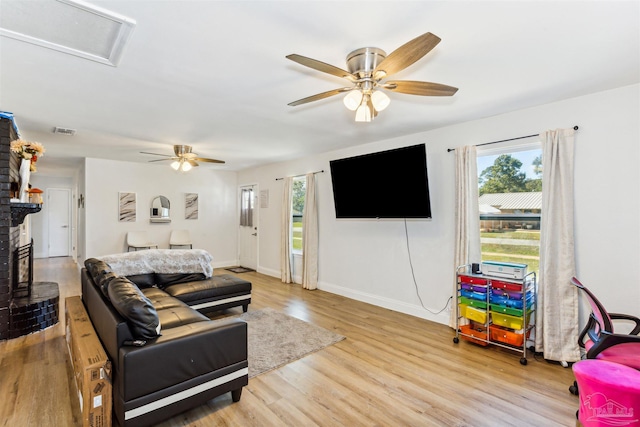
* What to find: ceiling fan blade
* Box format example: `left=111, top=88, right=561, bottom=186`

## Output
left=373, top=32, right=441, bottom=79
left=286, top=54, right=357, bottom=82
left=288, top=87, right=352, bottom=106
left=194, top=157, right=225, bottom=164
left=140, top=151, right=173, bottom=157
left=148, top=158, right=177, bottom=163
left=187, top=160, right=199, bottom=167
left=383, top=80, right=458, bottom=96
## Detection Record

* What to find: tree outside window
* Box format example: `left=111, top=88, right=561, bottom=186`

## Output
left=477, top=149, right=542, bottom=274
left=292, top=177, right=306, bottom=252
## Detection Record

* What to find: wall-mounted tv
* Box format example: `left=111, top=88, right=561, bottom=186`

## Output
left=329, top=143, right=432, bottom=219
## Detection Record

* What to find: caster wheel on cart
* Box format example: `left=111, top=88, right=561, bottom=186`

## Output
left=453, top=337, right=459, bottom=344
left=520, top=358, right=528, bottom=365
left=569, top=381, right=579, bottom=395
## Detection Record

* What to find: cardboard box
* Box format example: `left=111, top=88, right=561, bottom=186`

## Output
left=65, top=296, right=112, bottom=427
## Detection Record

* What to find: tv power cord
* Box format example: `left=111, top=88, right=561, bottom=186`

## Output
left=404, top=218, right=453, bottom=315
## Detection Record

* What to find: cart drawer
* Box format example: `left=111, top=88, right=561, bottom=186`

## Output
left=491, top=280, right=523, bottom=292
left=490, top=304, right=525, bottom=317
left=459, top=324, right=489, bottom=346
left=491, top=310, right=530, bottom=330
left=460, top=296, right=487, bottom=309
left=490, top=287, right=533, bottom=299
left=458, top=303, right=468, bottom=317
left=489, top=293, right=534, bottom=309
left=459, top=275, right=488, bottom=286
left=464, top=305, right=488, bottom=324
left=460, top=289, right=488, bottom=302
left=490, top=325, right=530, bottom=347
left=461, top=283, right=488, bottom=293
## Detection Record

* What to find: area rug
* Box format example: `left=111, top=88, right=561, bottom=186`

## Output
left=225, top=266, right=254, bottom=273
left=213, top=307, right=345, bottom=377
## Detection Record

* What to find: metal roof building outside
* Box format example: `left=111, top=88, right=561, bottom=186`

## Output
left=478, top=192, right=542, bottom=210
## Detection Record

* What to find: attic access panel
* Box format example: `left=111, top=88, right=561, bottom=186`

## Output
left=0, top=0, right=136, bottom=66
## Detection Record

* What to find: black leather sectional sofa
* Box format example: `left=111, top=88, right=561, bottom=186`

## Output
left=81, top=252, right=252, bottom=427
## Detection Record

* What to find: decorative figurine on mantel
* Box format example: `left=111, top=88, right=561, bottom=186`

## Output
left=10, top=139, right=45, bottom=202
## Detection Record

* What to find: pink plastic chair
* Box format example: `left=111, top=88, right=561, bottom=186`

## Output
left=569, top=277, right=640, bottom=394
left=572, top=359, right=640, bottom=426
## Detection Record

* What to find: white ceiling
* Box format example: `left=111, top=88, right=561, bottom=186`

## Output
left=1, top=1, right=638, bottom=174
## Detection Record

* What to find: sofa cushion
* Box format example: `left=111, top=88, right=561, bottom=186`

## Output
left=141, top=287, right=189, bottom=311
left=156, top=306, right=209, bottom=329
left=126, top=273, right=156, bottom=289
left=155, top=272, right=207, bottom=288
left=84, top=258, right=117, bottom=298
left=108, top=276, right=161, bottom=340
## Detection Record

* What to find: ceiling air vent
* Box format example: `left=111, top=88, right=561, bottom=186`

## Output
left=53, top=127, right=77, bottom=136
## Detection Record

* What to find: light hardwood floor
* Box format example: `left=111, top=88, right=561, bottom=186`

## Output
left=0, top=257, right=581, bottom=426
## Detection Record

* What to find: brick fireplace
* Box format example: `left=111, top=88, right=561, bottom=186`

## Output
left=0, top=116, right=58, bottom=340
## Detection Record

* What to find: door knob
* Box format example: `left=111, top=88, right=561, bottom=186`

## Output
left=61, top=225, right=69, bottom=228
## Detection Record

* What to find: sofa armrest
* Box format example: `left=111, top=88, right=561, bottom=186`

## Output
left=117, top=318, right=248, bottom=402
left=82, top=268, right=134, bottom=361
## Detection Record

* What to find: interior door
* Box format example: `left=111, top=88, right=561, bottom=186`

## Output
left=238, top=185, right=258, bottom=270
left=48, top=188, right=71, bottom=257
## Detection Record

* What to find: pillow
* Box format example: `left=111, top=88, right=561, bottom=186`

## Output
left=84, top=258, right=117, bottom=297
left=107, top=277, right=161, bottom=340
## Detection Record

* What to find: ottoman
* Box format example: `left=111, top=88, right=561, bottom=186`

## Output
left=163, top=274, right=252, bottom=314
left=572, top=359, right=640, bottom=426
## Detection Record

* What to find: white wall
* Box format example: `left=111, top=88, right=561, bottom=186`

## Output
left=84, top=158, right=239, bottom=268
left=239, top=84, right=640, bottom=323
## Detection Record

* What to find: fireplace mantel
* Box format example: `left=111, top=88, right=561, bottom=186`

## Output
left=10, top=202, right=42, bottom=227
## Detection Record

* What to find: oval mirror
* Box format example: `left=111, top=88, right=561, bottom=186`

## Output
left=150, top=196, right=171, bottom=223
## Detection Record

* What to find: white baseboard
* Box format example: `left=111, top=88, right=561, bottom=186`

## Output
left=248, top=266, right=450, bottom=325
left=257, top=266, right=280, bottom=278
left=318, top=281, right=450, bottom=326
left=212, top=259, right=239, bottom=269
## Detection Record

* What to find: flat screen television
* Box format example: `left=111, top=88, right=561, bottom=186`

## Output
left=329, top=143, right=432, bottom=219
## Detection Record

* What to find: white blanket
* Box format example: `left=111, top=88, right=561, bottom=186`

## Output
left=100, top=249, right=213, bottom=278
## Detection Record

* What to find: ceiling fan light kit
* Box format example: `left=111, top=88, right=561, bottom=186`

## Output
left=287, top=32, right=458, bottom=122
left=141, top=144, right=225, bottom=171
left=171, top=159, right=192, bottom=172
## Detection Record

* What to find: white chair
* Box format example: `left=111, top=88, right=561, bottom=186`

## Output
left=127, top=231, right=158, bottom=251
left=170, top=230, right=192, bottom=249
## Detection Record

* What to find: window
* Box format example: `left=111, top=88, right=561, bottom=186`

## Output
left=291, top=177, right=306, bottom=253
left=240, top=187, right=254, bottom=226
left=477, top=145, right=542, bottom=275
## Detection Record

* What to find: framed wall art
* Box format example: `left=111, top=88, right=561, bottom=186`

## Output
left=185, top=193, right=198, bottom=219
left=119, top=192, right=136, bottom=222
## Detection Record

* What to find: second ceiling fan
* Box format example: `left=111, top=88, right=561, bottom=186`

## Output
left=286, top=32, right=458, bottom=122
left=141, top=145, right=224, bottom=172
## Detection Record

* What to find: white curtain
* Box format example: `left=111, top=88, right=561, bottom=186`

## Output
left=280, top=177, right=293, bottom=283
left=535, top=128, right=580, bottom=363
left=451, top=146, right=481, bottom=328
left=302, top=173, right=318, bottom=290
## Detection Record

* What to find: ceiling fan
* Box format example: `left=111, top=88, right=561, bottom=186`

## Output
left=140, top=145, right=225, bottom=172
left=286, top=32, right=458, bottom=122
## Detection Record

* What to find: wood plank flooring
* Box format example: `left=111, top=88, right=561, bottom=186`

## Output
left=0, top=257, right=581, bottom=426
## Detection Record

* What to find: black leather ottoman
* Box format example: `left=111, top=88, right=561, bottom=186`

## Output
left=163, top=274, right=252, bottom=314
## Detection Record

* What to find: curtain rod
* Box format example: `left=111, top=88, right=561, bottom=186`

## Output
left=275, top=169, right=324, bottom=181
left=446, top=126, right=579, bottom=152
